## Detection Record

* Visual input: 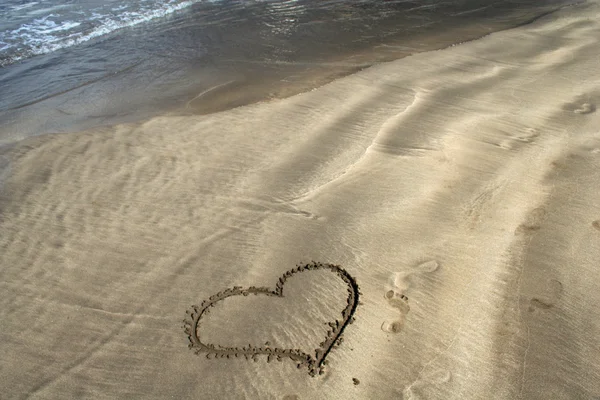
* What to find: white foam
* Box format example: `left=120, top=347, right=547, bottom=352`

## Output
left=0, top=0, right=216, bottom=66
left=9, top=2, right=39, bottom=12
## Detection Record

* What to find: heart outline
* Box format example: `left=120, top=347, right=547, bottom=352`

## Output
left=183, top=261, right=360, bottom=376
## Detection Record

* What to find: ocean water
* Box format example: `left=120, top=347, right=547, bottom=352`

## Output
left=0, top=0, right=209, bottom=66
left=0, top=0, right=577, bottom=144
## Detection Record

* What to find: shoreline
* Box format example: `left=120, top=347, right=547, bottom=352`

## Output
left=0, top=0, right=581, bottom=148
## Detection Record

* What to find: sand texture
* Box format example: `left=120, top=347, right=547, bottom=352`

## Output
left=2, top=2, right=600, bottom=399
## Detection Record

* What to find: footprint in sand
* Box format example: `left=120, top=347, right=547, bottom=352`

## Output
left=563, top=99, right=597, bottom=115
left=381, top=290, right=410, bottom=334
left=528, top=298, right=553, bottom=311
left=516, top=128, right=540, bottom=142
left=381, top=260, right=439, bottom=333
left=528, top=279, right=563, bottom=312
left=573, top=103, right=596, bottom=114
left=384, top=290, right=411, bottom=313
left=381, top=319, right=405, bottom=334
left=415, top=260, right=440, bottom=273
left=403, top=369, right=452, bottom=399
left=387, top=260, right=440, bottom=291
left=499, top=128, right=539, bottom=150
left=515, top=207, right=547, bottom=235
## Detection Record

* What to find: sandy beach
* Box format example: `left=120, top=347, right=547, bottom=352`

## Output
left=2, top=1, right=600, bottom=398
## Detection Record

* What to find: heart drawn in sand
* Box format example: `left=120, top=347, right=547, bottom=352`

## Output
left=183, top=261, right=360, bottom=376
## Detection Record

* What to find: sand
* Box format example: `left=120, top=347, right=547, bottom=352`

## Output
left=2, top=1, right=600, bottom=399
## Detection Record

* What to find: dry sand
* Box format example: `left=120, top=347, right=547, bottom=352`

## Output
left=2, top=1, right=600, bottom=399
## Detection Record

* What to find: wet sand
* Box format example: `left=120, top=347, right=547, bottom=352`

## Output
left=2, top=1, right=600, bottom=399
